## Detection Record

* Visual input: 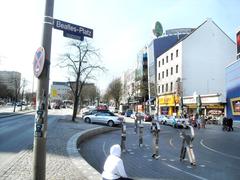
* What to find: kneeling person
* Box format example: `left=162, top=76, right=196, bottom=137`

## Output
left=102, top=144, right=133, bottom=180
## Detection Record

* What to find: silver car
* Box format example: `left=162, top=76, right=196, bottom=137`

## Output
left=84, top=112, right=123, bottom=127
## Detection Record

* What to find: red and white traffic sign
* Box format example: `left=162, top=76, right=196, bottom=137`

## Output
left=33, top=47, right=45, bottom=78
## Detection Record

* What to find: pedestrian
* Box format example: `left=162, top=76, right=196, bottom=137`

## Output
left=197, top=115, right=201, bottom=129
left=102, top=144, right=133, bottom=180
left=222, top=116, right=228, bottom=131
left=201, top=115, right=206, bottom=128
left=228, top=118, right=234, bottom=131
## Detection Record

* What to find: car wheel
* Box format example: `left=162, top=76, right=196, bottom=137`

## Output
left=107, top=120, right=114, bottom=127
left=85, top=117, right=91, bottom=123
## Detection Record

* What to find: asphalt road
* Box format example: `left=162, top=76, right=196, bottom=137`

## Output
left=0, top=109, right=67, bottom=171
left=79, top=120, right=240, bottom=180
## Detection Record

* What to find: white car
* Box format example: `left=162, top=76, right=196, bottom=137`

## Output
left=84, top=111, right=123, bottom=127
left=157, top=115, right=170, bottom=124
left=168, top=116, right=189, bottom=129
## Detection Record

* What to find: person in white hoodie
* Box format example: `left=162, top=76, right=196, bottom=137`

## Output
left=102, top=144, right=132, bottom=180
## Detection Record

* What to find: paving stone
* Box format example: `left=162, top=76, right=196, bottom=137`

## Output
left=0, top=115, right=101, bottom=180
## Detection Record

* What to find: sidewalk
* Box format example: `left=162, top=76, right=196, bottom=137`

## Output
left=0, top=114, right=107, bottom=180
left=0, top=106, right=34, bottom=118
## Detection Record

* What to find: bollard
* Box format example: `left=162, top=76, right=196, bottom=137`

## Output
left=134, top=112, right=141, bottom=134
left=121, top=120, right=127, bottom=152
left=134, top=117, right=138, bottom=134
left=139, top=124, right=144, bottom=147
left=179, top=125, right=196, bottom=166
left=151, top=121, right=160, bottom=159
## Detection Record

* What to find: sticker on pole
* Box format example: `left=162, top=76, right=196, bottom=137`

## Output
left=33, top=47, right=45, bottom=78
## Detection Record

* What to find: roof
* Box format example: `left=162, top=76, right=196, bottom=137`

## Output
left=177, top=18, right=235, bottom=48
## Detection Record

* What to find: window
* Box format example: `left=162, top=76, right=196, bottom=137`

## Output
left=158, top=60, right=161, bottom=67
left=166, top=69, right=168, bottom=77
left=166, top=83, right=168, bottom=92
left=162, top=58, right=164, bottom=65
left=176, top=49, right=179, bottom=57
left=162, top=84, right=164, bottom=93
left=170, top=82, right=173, bottom=91
left=158, top=73, right=160, bottom=80
left=171, top=67, right=173, bottom=75
left=171, top=53, right=173, bottom=60
left=176, top=65, right=179, bottom=73
left=158, top=86, right=160, bottom=93
left=162, top=71, right=164, bottom=79
left=166, top=56, right=168, bottom=63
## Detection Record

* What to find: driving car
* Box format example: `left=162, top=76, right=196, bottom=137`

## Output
left=84, top=111, right=123, bottom=127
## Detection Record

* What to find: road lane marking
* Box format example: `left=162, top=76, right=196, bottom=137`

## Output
left=102, top=142, right=107, bottom=157
left=169, top=138, right=176, bottom=149
left=200, top=139, right=240, bottom=160
left=166, top=163, right=208, bottom=180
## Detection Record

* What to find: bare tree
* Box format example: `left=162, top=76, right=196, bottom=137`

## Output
left=58, top=40, right=105, bottom=121
left=106, top=78, right=122, bottom=108
left=13, top=78, right=21, bottom=112
left=102, top=88, right=111, bottom=105
left=80, top=84, right=99, bottom=106
left=20, top=78, right=27, bottom=111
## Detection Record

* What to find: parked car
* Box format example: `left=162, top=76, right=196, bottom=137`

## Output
left=52, top=102, right=61, bottom=109
left=168, top=116, right=189, bottom=129
left=84, top=111, right=123, bottom=127
left=143, top=113, right=152, bottom=122
left=130, top=111, right=136, bottom=119
left=156, top=115, right=169, bottom=124
left=164, top=116, right=176, bottom=126
left=82, top=109, right=110, bottom=118
left=125, top=109, right=133, bottom=117
left=177, top=118, right=190, bottom=129
left=6, top=102, right=13, bottom=106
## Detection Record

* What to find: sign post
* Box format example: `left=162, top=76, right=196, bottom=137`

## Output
left=33, top=0, right=54, bottom=179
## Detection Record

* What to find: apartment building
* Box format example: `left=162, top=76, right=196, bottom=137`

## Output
left=156, top=18, right=236, bottom=116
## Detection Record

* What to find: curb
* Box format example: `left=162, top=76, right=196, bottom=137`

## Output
left=67, top=126, right=118, bottom=180
left=0, top=110, right=34, bottom=119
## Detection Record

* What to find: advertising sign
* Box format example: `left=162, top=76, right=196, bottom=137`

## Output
left=237, top=30, right=240, bottom=59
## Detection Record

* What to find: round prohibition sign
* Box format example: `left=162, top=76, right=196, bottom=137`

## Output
left=33, top=47, right=45, bottom=78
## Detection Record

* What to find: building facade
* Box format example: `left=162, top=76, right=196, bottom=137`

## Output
left=0, top=71, right=21, bottom=92
left=50, top=82, right=71, bottom=101
left=226, top=28, right=240, bottom=122
left=121, top=69, right=136, bottom=105
left=156, top=19, right=236, bottom=116
left=226, top=60, right=240, bottom=121
left=147, top=28, right=193, bottom=114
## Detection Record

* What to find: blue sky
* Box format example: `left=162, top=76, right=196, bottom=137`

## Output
left=0, top=0, right=239, bottom=93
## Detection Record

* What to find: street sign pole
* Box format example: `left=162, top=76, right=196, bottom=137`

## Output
left=33, top=0, right=54, bottom=179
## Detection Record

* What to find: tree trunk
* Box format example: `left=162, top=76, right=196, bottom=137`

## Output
left=72, top=94, right=79, bottom=121
left=72, top=75, right=80, bottom=121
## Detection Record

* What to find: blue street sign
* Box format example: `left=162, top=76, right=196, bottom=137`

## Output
left=53, top=19, right=93, bottom=39
left=63, top=31, right=84, bottom=41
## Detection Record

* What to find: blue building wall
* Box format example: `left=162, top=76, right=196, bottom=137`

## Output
left=226, top=59, right=240, bottom=121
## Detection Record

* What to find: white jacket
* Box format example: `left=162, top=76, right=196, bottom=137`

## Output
left=102, top=144, right=128, bottom=180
